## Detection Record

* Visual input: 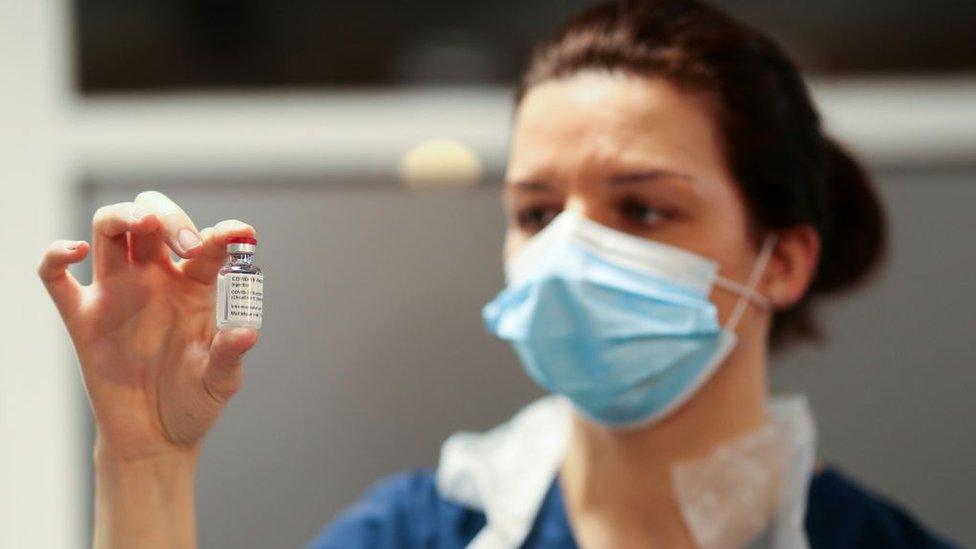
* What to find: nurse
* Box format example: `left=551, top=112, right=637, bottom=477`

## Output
left=39, top=0, right=955, bottom=547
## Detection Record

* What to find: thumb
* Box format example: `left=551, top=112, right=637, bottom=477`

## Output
left=202, top=328, right=259, bottom=404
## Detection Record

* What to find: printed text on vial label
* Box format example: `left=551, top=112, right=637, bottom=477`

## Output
left=218, top=274, right=263, bottom=323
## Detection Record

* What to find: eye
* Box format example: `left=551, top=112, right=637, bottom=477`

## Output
left=620, top=199, right=667, bottom=228
left=515, top=205, right=561, bottom=233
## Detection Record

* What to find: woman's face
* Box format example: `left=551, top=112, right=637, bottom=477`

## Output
left=504, top=71, right=792, bottom=327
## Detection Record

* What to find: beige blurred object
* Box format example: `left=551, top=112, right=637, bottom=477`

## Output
left=0, top=0, right=84, bottom=547
left=399, top=138, right=483, bottom=188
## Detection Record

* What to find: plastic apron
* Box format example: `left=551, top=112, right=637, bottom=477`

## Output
left=436, top=394, right=816, bottom=549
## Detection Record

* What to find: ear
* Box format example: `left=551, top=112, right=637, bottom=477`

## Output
left=762, top=224, right=820, bottom=309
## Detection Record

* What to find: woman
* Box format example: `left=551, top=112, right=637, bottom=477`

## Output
left=39, top=1, right=954, bottom=547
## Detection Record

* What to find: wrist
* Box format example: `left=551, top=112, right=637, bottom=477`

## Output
left=94, top=436, right=200, bottom=480
left=93, top=437, right=199, bottom=549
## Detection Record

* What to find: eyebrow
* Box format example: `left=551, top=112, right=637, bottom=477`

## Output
left=505, top=168, right=696, bottom=192
left=506, top=180, right=554, bottom=192
left=608, top=169, right=696, bottom=185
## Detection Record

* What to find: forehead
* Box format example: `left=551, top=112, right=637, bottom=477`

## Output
left=508, top=71, right=724, bottom=181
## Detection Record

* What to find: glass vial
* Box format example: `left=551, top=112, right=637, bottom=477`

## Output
left=216, top=236, right=263, bottom=330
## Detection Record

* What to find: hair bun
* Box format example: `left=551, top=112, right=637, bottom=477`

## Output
left=812, top=138, right=887, bottom=294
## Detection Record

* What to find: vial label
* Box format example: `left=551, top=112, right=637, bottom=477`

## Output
left=216, top=273, right=264, bottom=328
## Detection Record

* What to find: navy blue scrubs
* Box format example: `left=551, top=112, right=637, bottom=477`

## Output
left=309, top=467, right=956, bottom=548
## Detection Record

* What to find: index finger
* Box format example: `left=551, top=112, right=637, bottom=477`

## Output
left=134, top=190, right=204, bottom=258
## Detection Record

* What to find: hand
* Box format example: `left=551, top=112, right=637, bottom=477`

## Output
left=38, top=190, right=260, bottom=463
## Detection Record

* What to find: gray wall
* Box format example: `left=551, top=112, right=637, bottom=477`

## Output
left=86, top=163, right=975, bottom=547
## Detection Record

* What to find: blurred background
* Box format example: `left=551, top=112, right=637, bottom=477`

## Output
left=2, top=0, right=974, bottom=547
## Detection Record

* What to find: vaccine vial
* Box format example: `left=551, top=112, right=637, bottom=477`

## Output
left=216, top=236, right=263, bottom=330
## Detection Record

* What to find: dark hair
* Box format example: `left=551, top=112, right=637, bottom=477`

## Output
left=516, top=0, right=886, bottom=347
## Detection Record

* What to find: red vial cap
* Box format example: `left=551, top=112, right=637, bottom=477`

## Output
left=227, top=236, right=257, bottom=245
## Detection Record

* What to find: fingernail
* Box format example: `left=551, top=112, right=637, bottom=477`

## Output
left=178, top=228, right=203, bottom=252
left=63, top=241, right=80, bottom=251
left=131, top=205, right=150, bottom=221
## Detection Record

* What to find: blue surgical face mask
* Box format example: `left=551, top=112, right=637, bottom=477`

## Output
left=482, top=211, right=776, bottom=429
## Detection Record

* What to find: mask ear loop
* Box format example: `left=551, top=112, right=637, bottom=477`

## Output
left=724, top=234, right=778, bottom=333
